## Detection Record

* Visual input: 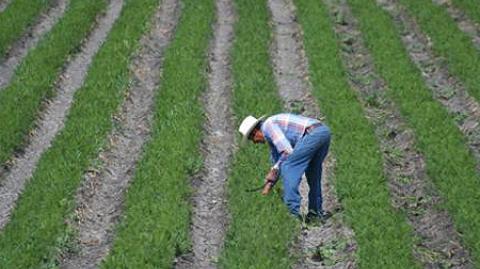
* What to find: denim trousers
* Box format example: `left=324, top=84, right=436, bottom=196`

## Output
left=280, top=125, right=331, bottom=216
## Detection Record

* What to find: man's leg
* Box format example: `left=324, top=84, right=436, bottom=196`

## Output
left=282, top=174, right=302, bottom=216
left=281, top=125, right=328, bottom=216
left=305, top=125, right=330, bottom=214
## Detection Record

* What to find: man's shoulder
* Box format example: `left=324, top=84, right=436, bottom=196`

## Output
left=266, top=113, right=290, bottom=121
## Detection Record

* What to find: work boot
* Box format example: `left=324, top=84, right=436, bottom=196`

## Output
left=305, top=210, right=332, bottom=225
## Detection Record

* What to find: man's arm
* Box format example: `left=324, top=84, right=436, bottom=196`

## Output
left=261, top=121, right=293, bottom=195
left=263, top=121, right=293, bottom=170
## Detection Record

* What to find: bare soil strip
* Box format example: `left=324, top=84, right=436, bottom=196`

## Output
left=432, top=0, right=480, bottom=50
left=58, top=1, right=180, bottom=268
left=0, top=0, right=122, bottom=230
left=173, top=0, right=235, bottom=268
left=267, top=0, right=357, bottom=267
left=379, top=0, right=480, bottom=172
left=326, top=0, right=473, bottom=267
left=0, top=0, right=68, bottom=90
left=0, top=0, right=11, bottom=13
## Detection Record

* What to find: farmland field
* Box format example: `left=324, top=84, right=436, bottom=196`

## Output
left=0, top=0, right=479, bottom=268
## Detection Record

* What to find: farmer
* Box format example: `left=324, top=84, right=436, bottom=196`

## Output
left=238, top=113, right=331, bottom=222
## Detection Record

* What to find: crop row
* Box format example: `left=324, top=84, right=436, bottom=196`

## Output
left=451, top=0, right=480, bottom=25
left=399, top=0, right=480, bottom=103
left=0, top=0, right=479, bottom=267
left=0, top=0, right=159, bottom=266
left=101, top=0, right=215, bottom=267
left=218, top=0, right=297, bottom=267
left=348, top=0, right=480, bottom=265
left=295, top=0, right=420, bottom=267
left=0, top=0, right=105, bottom=166
left=0, top=0, right=52, bottom=58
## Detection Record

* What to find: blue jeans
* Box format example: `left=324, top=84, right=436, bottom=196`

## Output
left=280, top=125, right=331, bottom=216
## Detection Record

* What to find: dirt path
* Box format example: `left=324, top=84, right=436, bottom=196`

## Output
left=379, top=0, right=480, bottom=171
left=173, top=0, right=235, bottom=268
left=0, top=0, right=11, bottom=13
left=0, top=0, right=122, bottom=230
left=0, top=0, right=68, bottom=90
left=58, top=1, right=180, bottom=268
left=432, top=0, right=480, bottom=50
left=267, top=0, right=357, bottom=267
left=326, top=0, right=473, bottom=267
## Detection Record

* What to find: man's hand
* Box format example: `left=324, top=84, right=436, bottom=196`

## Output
left=262, top=167, right=279, bottom=195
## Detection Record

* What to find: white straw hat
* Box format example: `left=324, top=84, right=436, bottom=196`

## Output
left=238, top=115, right=266, bottom=144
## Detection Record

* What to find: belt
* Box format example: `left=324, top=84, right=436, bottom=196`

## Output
left=303, top=122, right=323, bottom=136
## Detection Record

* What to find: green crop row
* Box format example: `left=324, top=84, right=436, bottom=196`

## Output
left=219, top=0, right=299, bottom=268
left=0, top=0, right=160, bottom=267
left=451, top=0, right=480, bottom=26
left=294, top=1, right=419, bottom=268
left=0, top=0, right=105, bottom=166
left=100, top=0, right=215, bottom=267
left=348, top=0, right=480, bottom=265
left=400, top=0, right=480, bottom=103
left=0, top=0, right=52, bottom=58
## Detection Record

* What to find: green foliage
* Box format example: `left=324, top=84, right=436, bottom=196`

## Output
left=101, top=0, right=215, bottom=267
left=348, top=0, right=480, bottom=265
left=0, top=0, right=159, bottom=267
left=451, top=0, right=480, bottom=26
left=295, top=0, right=420, bottom=268
left=0, top=0, right=52, bottom=58
left=219, top=0, right=298, bottom=268
left=0, top=0, right=105, bottom=166
left=400, top=0, right=480, bottom=103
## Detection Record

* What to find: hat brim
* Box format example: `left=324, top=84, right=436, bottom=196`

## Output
left=241, top=115, right=266, bottom=145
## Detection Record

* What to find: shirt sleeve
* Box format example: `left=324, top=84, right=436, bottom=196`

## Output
left=268, top=141, right=280, bottom=165
left=263, top=121, right=293, bottom=169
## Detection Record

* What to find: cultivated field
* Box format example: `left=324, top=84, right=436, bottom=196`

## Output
left=0, top=0, right=479, bottom=268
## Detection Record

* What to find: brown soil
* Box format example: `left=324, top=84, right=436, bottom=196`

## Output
left=0, top=0, right=122, bottom=230
left=0, top=0, right=68, bottom=89
left=58, top=0, right=180, bottom=268
left=173, top=0, right=235, bottom=268
left=326, top=0, right=473, bottom=267
left=267, top=0, right=357, bottom=268
left=432, top=0, right=480, bottom=50
left=379, top=0, right=480, bottom=172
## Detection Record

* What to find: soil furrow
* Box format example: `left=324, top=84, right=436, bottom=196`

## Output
left=0, top=0, right=68, bottom=90
left=267, top=0, right=357, bottom=267
left=0, top=0, right=11, bottom=13
left=378, top=0, right=480, bottom=172
left=0, top=0, right=122, bottom=230
left=325, top=0, right=473, bottom=267
left=432, top=0, right=480, bottom=50
left=174, top=0, right=235, bottom=268
left=58, top=0, right=180, bottom=268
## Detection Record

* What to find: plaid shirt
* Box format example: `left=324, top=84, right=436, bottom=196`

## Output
left=261, top=113, right=321, bottom=168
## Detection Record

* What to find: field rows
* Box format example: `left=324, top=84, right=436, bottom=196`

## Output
left=0, top=0, right=67, bottom=90
left=325, top=0, right=471, bottom=266
left=433, top=0, right=480, bottom=50
left=0, top=0, right=479, bottom=268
